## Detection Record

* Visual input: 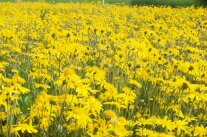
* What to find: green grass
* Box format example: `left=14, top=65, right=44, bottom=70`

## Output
left=131, top=0, right=207, bottom=6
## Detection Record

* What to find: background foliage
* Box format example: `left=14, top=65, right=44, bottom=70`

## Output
left=0, top=0, right=207, bottom=6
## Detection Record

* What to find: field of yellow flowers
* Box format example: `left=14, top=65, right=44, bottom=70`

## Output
left=0, top=2, right=207, bottom=137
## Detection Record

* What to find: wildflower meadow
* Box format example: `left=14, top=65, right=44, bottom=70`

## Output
left=0, top=2, right=207, bottom=137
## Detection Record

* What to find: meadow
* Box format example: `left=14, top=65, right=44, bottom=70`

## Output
left=0, top=2, right=207, bottom=137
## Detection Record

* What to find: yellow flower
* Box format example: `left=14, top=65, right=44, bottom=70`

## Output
left=174, top=120, right=189, bottom=135
left=66, top=107, right=92, bottom=129
left=84, top=96, right=102, bottom=116
left=129, top=79, right=142, bottom=88
left=12, top=124, right=38, bottom=135
left=103, top=110, right=117, bottom=119
left=194, top=125, right=207, bottom=136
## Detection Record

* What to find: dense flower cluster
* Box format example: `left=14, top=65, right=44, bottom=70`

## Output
left=0, top=2, right=207, bottom=137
